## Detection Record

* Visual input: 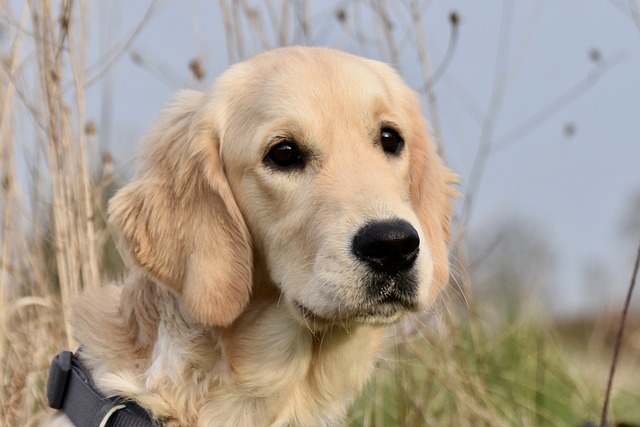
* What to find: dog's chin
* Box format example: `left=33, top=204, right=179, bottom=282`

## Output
left=292, top=301, right=408, bottom=330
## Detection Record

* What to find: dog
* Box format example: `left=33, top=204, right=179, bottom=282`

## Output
left=46, top=47, right=458, bottom=427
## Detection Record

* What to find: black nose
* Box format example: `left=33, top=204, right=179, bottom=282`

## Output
left=352, top=220, right=420, bottom=274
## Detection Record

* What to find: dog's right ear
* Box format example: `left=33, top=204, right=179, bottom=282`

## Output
left=108, top=90, right=252, bottom=327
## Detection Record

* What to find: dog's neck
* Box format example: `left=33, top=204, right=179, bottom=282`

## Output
left=74, top=269, right=386, bottom=426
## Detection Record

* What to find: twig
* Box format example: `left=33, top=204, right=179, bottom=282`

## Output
left=33, top=0, right=74, bottom=348
left=600, top=239, right=640, bottom=427
left=372, top=0, right=400, bottom=69
left=0, top=0, right=30, bottom=377
left=609, top=0, right=640, bottom=32
left=277, top=0, right=290, bottom=47
left=491, top=50, right=629, bottom=153
left=231, top=0, right=246, bottom=59
left=455, top=0, right=514, bottom=246
left=409, top=0, right=451, bottom=159
left=240, top=0, right=272, bottom=51
left=218, top=0, right=237, bottom=64
left=423, top=11, right=460, bottom=93
left=79, top=0, right=159, bottom=90
left=293, top=0, right=312, bottom=45
left=629, top=0, right=640, bottom=32
left=129, top=50, right=183, bottom=89
left=68, top=0, right=100, bottom=290
left=352, top=0, right=371, bottom=56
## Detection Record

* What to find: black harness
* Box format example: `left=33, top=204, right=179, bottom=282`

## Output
left=47, top=350, right=159, bottom=427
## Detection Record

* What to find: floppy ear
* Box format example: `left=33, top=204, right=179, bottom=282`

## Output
left=405, top=93, right=459, bottom=298
left=108, top=90, right=252, bottom=327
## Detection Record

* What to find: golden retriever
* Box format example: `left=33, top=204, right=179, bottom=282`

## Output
left=46, top=47, right=457, bottom=427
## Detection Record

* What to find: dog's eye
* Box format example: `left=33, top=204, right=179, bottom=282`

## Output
left=265, top=141, right=305, bottom=170
left=380, top=128, right=404, bottom=155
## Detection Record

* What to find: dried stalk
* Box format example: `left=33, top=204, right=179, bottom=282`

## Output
left=491, top=50, right=628, bottom=152
left=600, top=240, right=640, bottom=427
left=372, top=0, right=401, bottom=69
left=409, top=0, right=449, bottom=160
left=264, top=0, right=292, bottom=48
left=456, top=0, right=515, bottom=246
left=277, top=0, right=290, bottom=47
left=219, top=0, right=238, bottom=64
left=231, top=0, right=246, bottom=60
left=68, top=0, right=100, bottom=290
left=241, top=0, right=272, bottom=51
left=295, top=0, right=312, bottom=45
left=82, top=0, right=159, bottom=89
left=0, top=0, right=30, bottom=379
left=30, top=0, right=98, bottom=348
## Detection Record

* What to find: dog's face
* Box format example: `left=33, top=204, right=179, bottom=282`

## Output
left=216, top=48, right=456, bottom=328
left=109, top=47, right=457, bottom=329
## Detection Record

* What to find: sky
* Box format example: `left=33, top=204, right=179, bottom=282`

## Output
left=6, top=0, right=640, bottom=316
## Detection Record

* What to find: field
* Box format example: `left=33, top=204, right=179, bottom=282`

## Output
left=1, top=1, right=639, bottom=426
left=349, top=308, right=640, bottom=426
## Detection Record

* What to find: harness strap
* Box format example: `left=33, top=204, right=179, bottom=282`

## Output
left=47, top=350, right=159, bottom=427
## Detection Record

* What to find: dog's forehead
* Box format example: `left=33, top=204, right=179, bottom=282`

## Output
left=219, top=48, right=401, bottom=116
left=215, top=48, right=413, bottom=165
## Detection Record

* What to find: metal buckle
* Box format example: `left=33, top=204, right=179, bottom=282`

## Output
left=46, top=351, right=73, bottom=409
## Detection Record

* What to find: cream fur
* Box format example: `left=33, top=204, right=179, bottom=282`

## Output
left=46, top=47, right=457, bottom=427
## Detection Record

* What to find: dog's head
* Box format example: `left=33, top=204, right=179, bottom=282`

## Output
left=109, top=47, right=458, bottom=329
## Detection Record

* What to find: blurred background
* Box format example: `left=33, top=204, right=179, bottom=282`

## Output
left=0, top=1, right=639, bottom=426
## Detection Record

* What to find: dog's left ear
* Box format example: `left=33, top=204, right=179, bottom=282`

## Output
left=108, top=90, right=252, bottom=327
left=405, top=93, right=459, bottom=298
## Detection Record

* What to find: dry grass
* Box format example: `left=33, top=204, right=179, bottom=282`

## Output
left=0, top=1, right=638, bottom=426
left=0, top=1, right=114, bottom=424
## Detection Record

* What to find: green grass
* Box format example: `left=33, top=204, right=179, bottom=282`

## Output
left=348, top=308, right=640, bottom=427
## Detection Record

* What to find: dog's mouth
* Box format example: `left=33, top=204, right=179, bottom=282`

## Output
left=294, top=300, right=409, bottom=327
left=292, top=273, right=423, bottom=328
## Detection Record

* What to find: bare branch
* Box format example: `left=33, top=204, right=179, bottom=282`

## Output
left=492, top=50, right=629, bottom=153
left=372, top=0, right=400, bottom=68
left=456, top=0, right=515, bottom=243
left=409, top=0, right=450, bottom=159
left=600, top=239, right=640, bottom=427
left=81, top=0, right=159, bottom=90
